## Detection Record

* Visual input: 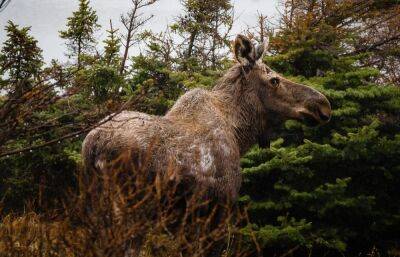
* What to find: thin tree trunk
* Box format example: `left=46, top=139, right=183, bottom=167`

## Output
left=211, top=15, right=219, bottom=69
left=183, top=30, right=197, bottom=70
left=120, top=1, right=140, bottom=75
left=77, top=38, right=82, bottom=70
left=120, top=29, right=132, bottom=75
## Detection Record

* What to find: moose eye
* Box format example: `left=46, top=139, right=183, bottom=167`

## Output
left=270, top=77, right=280, bottom=87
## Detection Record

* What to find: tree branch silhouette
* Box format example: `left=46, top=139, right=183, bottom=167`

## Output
left=0, top=0, right=11, bottom=12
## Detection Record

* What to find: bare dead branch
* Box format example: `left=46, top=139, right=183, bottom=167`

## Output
left=119, top=0, right=158, bottom=75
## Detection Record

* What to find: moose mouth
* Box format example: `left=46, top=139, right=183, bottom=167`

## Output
left=299, top=109, right=331, bottom=126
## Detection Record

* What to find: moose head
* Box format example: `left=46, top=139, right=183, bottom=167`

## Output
left=213, top=35, right=332, bottom=151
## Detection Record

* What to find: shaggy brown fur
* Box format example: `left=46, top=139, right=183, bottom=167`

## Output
left=82, top=35, right=331, bottom=200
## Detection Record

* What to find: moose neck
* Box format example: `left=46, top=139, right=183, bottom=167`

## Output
left=213, top=67, right=269, bottom=155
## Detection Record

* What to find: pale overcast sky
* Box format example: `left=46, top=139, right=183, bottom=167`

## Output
left=0, top=0, right=279, bottom=62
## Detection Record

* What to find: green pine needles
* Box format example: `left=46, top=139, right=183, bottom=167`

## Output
left=241, top=52, right=400, bottom=256
left=59, top=0, right=100, bottom=69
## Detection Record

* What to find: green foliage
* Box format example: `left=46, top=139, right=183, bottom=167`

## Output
left=103, top=22, right=121, bottom=67
left=83, top=64, right=124, bottom=103
left=0, top=21, right=43, bottom=94
left=0, top=92, right=92, bottom=211
left=1, top=1, right=400, bottom=256
left=172, top=0, right=234, bottom=70
left=251, top=10, right=400, bottom=254
left=127, top=55, right=185, bottom=115
left=127, top=53, right=224, bottom=115
left=59, top=0, right=100, bottom=68
left=0, top=138, right=81, bottom=212
left=266, top=48, right=335, bottom=77
left=242, top=53, right=400, bottom=255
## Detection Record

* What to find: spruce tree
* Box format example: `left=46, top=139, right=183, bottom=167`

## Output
left=240, top=1, right=400, bottom=256
left=59, top=0, right=100, bottom=69
left=0, top=21, right=43, bottom=95
left=0, top=23, right=81, bottom=212
left=172, top=0, right=233, bottom=70
left=103, top=20, right=121, bottom=67
left=241, top=62, right=400, bottom=255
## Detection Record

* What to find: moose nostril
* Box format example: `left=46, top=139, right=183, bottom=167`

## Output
left=304, top=95, right=331, bottom=124
left=320, top=113, right=330, bottom=121
left=318, top=109, right=331, bottom=122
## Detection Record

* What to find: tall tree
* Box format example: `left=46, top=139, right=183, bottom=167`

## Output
left=207, top=1, right=234, bottom=69
left=271, top=0, right=400, bottom=82
left=59, top=0, right=100, bottom=69
left=0, top=21, right=43, bottom=95
left=172, top=0, right=234, bottom=70
left=119, top=0, right=158, bottom=75
left=240, top=0, right=400, bottom=255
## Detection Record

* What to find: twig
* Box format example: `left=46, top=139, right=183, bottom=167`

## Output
left=279, top=245, right=300, bottom=257
left=0, top=95, right=141, bottom=159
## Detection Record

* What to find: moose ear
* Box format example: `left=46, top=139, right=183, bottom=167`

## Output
left=233, top=34, right=256, bottom=66
left=255, top=40, right=269, bottom=61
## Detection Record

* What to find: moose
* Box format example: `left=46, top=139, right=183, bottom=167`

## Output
left=82, top=34, right=331, bottom=201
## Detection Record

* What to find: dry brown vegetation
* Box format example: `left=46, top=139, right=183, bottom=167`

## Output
left=0, top=151, right=260, bottom=257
